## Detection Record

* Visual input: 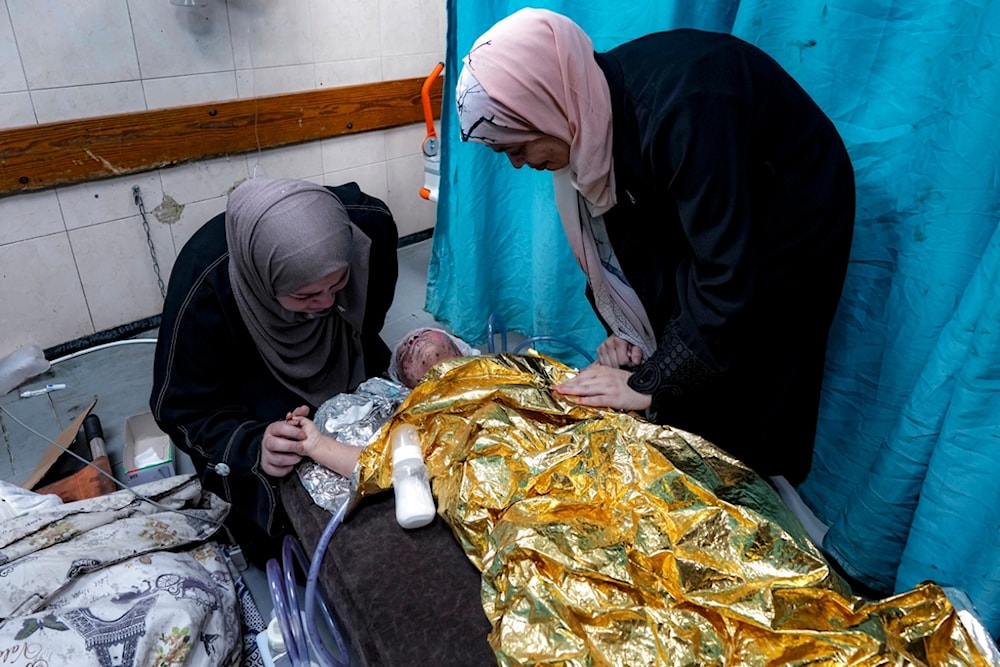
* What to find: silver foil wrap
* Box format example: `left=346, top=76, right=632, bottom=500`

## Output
left=296, top=376, right=408, bottom=513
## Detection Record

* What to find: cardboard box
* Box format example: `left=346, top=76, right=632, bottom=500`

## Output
left=23, top=397, right=98, bottom=491
left=122, top=412, right=175, bottom=486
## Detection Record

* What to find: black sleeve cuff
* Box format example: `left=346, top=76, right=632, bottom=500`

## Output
left=627, top=325, right=718, bottom=398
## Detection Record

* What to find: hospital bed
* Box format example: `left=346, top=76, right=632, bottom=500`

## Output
left=282, top=477, right=494, bottom=666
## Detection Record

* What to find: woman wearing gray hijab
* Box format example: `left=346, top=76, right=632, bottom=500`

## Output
left=150, top=178, right=398, bottom=566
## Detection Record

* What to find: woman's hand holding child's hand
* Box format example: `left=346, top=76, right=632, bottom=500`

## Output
left=261, top=404, right=311, bottom=477
left=264, top=405, right=362, bottom=478
left=289, top=411, right=325, bottom=458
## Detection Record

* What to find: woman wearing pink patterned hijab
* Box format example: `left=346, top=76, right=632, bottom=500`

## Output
left=456, top=8, right=856, bottom=488
left=456, top=8, right=657, bottom=390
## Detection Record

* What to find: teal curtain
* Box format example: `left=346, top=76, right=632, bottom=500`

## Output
left=428, top=0, right=1000, bottom=636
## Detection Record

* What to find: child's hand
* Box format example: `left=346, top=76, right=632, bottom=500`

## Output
left=299, top=417, right=325, bottom=457
left=285, top=406, right=329, bottom=458
left=283, top=409, right=361, bottom=476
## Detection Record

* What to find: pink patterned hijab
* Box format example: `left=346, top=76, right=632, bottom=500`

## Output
left=456, top=7, right=616, bottom=213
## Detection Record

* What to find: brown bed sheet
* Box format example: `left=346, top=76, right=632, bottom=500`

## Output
left=281, top=476, right=496, bottom=667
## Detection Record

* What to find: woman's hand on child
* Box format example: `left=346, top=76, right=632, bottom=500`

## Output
left=552, top=364, right=652, bottom=412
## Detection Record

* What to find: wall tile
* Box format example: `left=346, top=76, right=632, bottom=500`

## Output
left=57, top=172, right=163, bottom=231
left=159, top=154, right=249, bottom=205
left=31, top=81, right=146, bottom=124
left=225, top=0, right=258, bottom=70
left=0, top=233, right=94, bottom=349
left=236, top=64, right=316, bottom=97
left=321, top=132, right=387, bottom=174
left=9, top=0, right=139, bottom=89
left=316, top=59, right=382, bottom=88
left=324, top=162, right=388, bottom=207
left=69, top=217, right=172, bottom=331
left=379, top=0, right=442, bottom=57
left=245, top=142, right=324, bottom=183
left=130, top=0, right=234, bottom=79
left=0, top=189, right=64, bottom=245
left=143, top=72, right=239, bottom=110
left=384, top=123, right=426, bottom=160
left=386, top=153, right=436, bottom=237
left=0, top=5, right=26, bottom=93
left=228, top=0, right=314, bottom=69
left=0, top=91, right=35, bottom=129
left=311, top=0, right=381, bottom=62
left=382, top=52, right=446, bottom=81
left=167, top=195, right=227, bottom=260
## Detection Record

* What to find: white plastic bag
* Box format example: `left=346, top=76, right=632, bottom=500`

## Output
left=0, top=480, right=63, bottom=520
left=0, top=344, right=50, bottom=396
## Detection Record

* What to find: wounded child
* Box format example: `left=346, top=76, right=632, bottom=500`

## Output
left=388, top=327, right=479, bottom=389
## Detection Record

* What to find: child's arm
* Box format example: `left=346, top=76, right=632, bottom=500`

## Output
left=289, top=411, right=362, bottom=477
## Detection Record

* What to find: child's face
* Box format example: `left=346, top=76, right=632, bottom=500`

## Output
left=398, top=329, right=462, bottom=387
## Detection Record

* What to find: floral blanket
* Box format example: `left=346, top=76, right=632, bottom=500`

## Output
left=0, top=474, right=242, bottom=667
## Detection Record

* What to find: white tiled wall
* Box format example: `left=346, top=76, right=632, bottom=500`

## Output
left=0, top=0, right=445, bottom=356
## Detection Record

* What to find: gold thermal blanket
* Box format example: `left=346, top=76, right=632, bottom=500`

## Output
left=355, top=353, right=992, bottom=666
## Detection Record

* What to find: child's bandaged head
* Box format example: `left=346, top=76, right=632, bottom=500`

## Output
left=389, top=328, right=479, bottom=388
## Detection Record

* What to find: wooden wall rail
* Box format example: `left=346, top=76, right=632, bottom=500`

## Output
left=0, top=75, right=443, bottom=198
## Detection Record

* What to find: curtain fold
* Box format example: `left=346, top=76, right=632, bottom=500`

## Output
left=431, top=0, right=1000, bottom=636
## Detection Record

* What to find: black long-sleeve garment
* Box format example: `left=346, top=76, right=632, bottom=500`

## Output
left=150, top=182, right=398, bottom=563
left=593, top=30, right=855, bottom=484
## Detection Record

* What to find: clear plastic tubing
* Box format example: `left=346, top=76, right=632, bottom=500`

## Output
left=303, top=502, right=350, bottom=667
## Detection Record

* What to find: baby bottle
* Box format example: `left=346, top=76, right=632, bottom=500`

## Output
left=389, top=423, right=436, bottom=529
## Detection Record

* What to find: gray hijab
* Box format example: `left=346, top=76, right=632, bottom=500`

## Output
left=226, top=178, right=371, bottom=405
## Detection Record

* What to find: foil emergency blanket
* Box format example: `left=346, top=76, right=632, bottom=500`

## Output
left=355, top=353, right=994, bottom=666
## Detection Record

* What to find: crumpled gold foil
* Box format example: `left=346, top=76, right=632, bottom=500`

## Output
left=355, top=353, right=995, bottom=666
